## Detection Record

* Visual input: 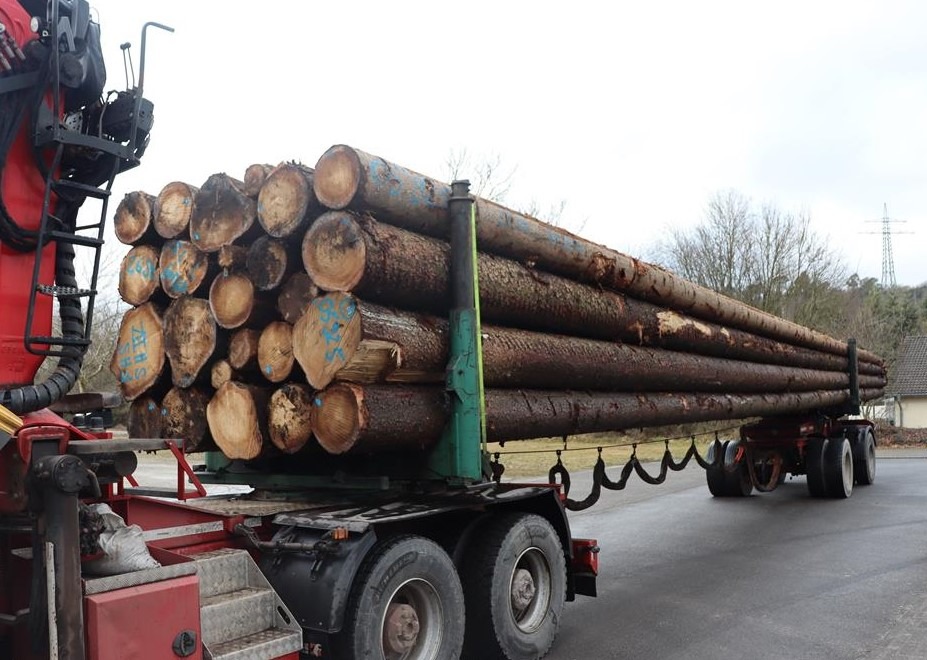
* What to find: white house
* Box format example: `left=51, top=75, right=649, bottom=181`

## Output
left=889, top=336, right=927, bottom=428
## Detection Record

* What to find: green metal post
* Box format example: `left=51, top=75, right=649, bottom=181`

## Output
left=428, top=180, right=485, bottom=482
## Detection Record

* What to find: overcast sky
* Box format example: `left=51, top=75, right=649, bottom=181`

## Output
left=88, top=0, right=926, bottom=286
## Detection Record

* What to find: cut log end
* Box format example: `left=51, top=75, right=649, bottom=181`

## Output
left=211, top=360, right=236, bottom=390
left=163, top=297, right=217, bottom=388
left=154, top=181, right=197, bottom=239
left=293, top=292, right=362, bottom=389
left=242, top=163, right=275, bottom=197
left=161, top=386, right=212, bottom=451
left=190, top=173, right=257, bottom=253
left=258, top=321, right=295, bottom=383
left=159, top=240, right=210, bottom=298
left=247, top=236, right=291, bottom=291
left=277, top=272, right=319, bottom=324
left=127, top=396, right=162, bottom=439
left=257, top=163, right=315, bottom=237
left=110, top=303, right=166, bottom=401
left=118, top=245, right=160, bottom=306
left=207, top=382, right=266, bottom=460
left=229, top=328, right=261, bottom=370
left=209, top=272, right=258, bottom=329
left=310, top=382, right=363, bottom=455
left=114, top=191, right=157, bottom=245
left=268, top=384, right=315, bottom=453
left=302, top=210, right=367, bottom=291
left=313, top=145, right=362, bottom=210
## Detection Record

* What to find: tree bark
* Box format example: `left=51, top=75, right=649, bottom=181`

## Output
left=313, top=145, right=882, bottom=366
left=110, top=302, right=167, bottom=401
left=154, top=181, right=198, bottom=239
left=161, top=386, right=214, bottom=452
left=242, top=163, right=275, bottom=198
left=159, top=240, right=214, bottom=299
left=257, top=321, right=297, bottom=383
left=302, top=212, right=881, bottom=376
left=211, top=359, right=237, bottom=390
left=311, top=383, right=885, bottom=454
left=163, top=296, right=220, bottom=388
left=207, top=381, right=270, bottom=460
left=190, top=174, right=258, bottom=253
left=114, top=191, right=159, bottom=246
left=268, top=383, right=315, bottom=454
left=209, top=271, right=275, bottom=329
left=118, top=244, right=163, bottom=306
left=127, top=396, right=162, bottom=439
left=257, top=162, right=318, bottom=237
left=277, top=272, right=319, bottom=324
left=246, top=235, right=299, bottom=291
left=228, top=328, right=261, bottom=371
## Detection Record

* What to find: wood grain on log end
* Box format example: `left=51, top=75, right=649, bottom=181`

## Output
left=190, top=173, right=257, bottom=252
left=229, top=328, right=261, bottom=370
left=209, top=271, right=258, bottom=329
left=154, top=181, right=197, bottom=239
left=217, top=244, right=248, bottom=271
left=277, top=272, right=319, bottom=324
left=127, top=395, right=162, bottom=439
left=163, top=296, right=217, bottom=388
left=161, top=386, right=212, bottom=451
left=257, top=163, right=316, bottom=237
left=302, top=210, right=367, bottom=291
left=268, top=383, right=315, bottom=454
left=118, top=244, right=161, bottom=306
left=313, top=144, right=362, bottom=210
left=242, top=163, right=275, bottom=198
left=110, top=302, right=166, bottom=401
left=211, top=359, right=236, bottom=390
left=114, top=191, right=157, bottom=245
left=293, top=292, right=362, bottom=389
left=207, top=381, right=266, bottom=460
left=310, top=382, right=363, bottom=455
left=258, top=321, right=295, bottom=383
left=159, top=240, right=210, bottom=298
left=247, top=235, right=291, bottom=291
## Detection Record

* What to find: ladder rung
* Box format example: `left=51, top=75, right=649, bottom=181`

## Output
left=36, top=285, right=94, bottom=298
left=52, top=179, right=111, bottom=199
left=28, top=336, right=91, bottom=347
left=45, top=230, right=104, bottom=248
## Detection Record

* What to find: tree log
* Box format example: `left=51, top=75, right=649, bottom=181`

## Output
left=190, top=174, right=258, bottom=253
left=114, top=191, right=159, bottom=245
left=242, top=163, right=275, bottom=197
left=209, top=271, right=275, bottom=329
left=118, top=245, right=162, bottom=306
left=161, top=386, right=214, bottom=452
left=163, top=296, right=219, bottom=387
left=127, top=396, right=161, bottom=439
left=257, top=321, right=297, bottom=383
left=217, top=244, right=249, bottom=271
left=302, top=212, right=881, bottom=376
left=159, top=240, right=214, bottom=298
left=228, top=328, right=261, bottom=371
left=110, top=303, right=167, bottom=401
left=257, top=162, right=318, bottom=237
left=313, top=145, right=882, bottom=366
left=277, top=272, right=319, bottom=324
left=268, top=383, right=315, bottom=454
left=246, top=235, right=299, bottom=291
left=311, top=384, right=885, bottom=454
left=211, top=359, right=237, bottom=390
left=206, top=382, right=269, bottom=460
left=154, top=181, right=198, bottom=239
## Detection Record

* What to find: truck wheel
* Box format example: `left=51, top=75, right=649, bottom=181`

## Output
left=335, top=535, right=464, bottom=660
left=805, top=438, right=827, bottom=498
left=705, top=440, right=752, bottom=497
left=852, top=427, right=876, bottom=486
left=823, top=436, right=853, bottom=499
left=461, top=513, right=566, bottom=660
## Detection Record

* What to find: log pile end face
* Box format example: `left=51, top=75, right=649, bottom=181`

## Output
left=110, top=303, right=165, bottom=401
left=313, top=145, right=362, bottom=210
left=210, top=272, right=256, bottom=329
left=309, top=383, right=362, bottom=455
left=293, top=292, right=361, bottom=389
left=207, top=382, right=263, bottom=460
left=258, top=321, right=295, bottom=383
left=163, top=297, right=217, bottom=388
left=159, top=240, right=209, bottom=298
left=118, top=245, right=160, bottom=306
left=114, top=191, right=156, bottom=245
left=154, top=182, right=197, bottom=239
left=257, top=163, right=316, bottom=237
left=190, top=174, right=257, bottom=252
left=268, top=383, right=315, bottom=454
left=302, top=211, right=367, bottom=292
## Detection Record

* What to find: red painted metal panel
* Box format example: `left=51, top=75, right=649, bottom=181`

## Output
left=85, top=575, right=202, bottom=660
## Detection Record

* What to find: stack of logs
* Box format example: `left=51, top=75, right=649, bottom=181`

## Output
left=110, top=146, right=887, bottom=463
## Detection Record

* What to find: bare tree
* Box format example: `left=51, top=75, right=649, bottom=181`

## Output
left=445, top=148, right=516, bottom=203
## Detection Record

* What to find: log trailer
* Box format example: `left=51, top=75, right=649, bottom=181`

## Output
left=0, top=2, right=880, bottom=659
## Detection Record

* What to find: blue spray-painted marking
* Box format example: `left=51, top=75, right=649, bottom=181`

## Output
left=264, top=365, right=272, bottom=374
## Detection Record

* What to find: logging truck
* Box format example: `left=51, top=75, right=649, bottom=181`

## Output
left=0, top=1, right=884, bottom=659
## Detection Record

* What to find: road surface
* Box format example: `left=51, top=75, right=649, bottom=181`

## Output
left=548, top=452, right=927, bottom=660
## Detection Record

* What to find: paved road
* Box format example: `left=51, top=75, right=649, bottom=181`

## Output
left=548, top=453, right=927, bottom=660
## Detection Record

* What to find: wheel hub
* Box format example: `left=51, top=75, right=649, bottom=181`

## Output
left=384, top=603, right=420, bottom=654
left=511, top=567, right=537, bottom=612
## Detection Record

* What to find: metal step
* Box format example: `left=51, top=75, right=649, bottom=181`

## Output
left=207, top=628, right=303, bottom=660
left=200, top=587, right=274, bottom=646
left=192, top=548, right=302, bottom=659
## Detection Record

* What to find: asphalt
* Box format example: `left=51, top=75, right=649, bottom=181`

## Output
left=546, top=449, right=927, bottom=660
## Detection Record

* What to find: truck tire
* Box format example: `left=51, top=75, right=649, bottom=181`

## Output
left=334, top=534, right=465, bottom=660
left=851, top=427, right=876, bottom=486
left=805, top=438, right=827, bottom=498
left=705, top=440, right=752, bottom=497
left=823, top=436, right=853, bottom=499
left=461, top=513, right=566, bottom=660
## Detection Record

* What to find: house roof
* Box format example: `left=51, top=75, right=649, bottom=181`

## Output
left=891, top=336, right=927, bottom=396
